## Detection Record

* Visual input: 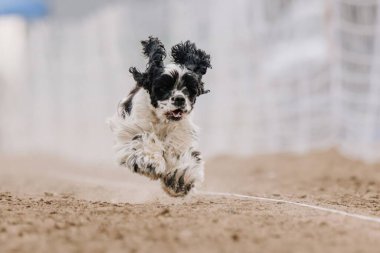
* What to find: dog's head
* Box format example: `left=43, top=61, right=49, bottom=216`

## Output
left=129, top=37, right=211, bottom=121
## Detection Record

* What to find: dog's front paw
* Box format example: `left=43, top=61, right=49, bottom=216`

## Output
left=161, top=170, right=193, bottom=197
left=127, top=152, right=165, bottom=180
left=161, top=168, right=202, bottom=197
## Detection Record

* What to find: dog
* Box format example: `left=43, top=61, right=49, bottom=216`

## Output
left=108, top=37, right=211, bottom=197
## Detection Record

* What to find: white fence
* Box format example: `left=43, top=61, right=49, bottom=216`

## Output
left=0, top=0, right=380, bottom=164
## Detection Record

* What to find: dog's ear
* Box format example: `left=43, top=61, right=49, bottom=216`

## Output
left=129, top=36, right=166, bottom=90
left=171, top=41, right=211, bottom=95
left=171, top=41, right=211, bottom=77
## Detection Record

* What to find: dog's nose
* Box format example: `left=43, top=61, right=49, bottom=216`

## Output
left=173, top=95, right=186, bottom=107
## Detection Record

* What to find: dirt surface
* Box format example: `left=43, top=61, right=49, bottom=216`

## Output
left=1, top=150, right=380, bottom=253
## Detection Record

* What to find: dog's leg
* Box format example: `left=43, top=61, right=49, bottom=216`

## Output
left=161, top=149, right=204, bottom=197
left=115, top=133, right=165, bottom=180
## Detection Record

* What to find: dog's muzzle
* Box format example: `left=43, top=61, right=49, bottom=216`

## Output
left=166, top=108, right=186, bottom=121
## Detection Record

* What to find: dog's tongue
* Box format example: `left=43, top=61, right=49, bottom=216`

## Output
left=172, top=109, right=183, bottom=117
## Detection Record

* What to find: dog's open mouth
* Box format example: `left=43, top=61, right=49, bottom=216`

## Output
left=166, top=109, right=185, bottom=121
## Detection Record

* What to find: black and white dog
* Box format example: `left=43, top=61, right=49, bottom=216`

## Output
left=108, top=37, right=211, bottom=197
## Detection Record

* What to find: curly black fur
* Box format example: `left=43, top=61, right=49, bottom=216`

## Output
left=171, top=40, right=212, bottom=76
left=129, top=36, right=166, bottom=91
left=129, top=37, right=211, bottom=100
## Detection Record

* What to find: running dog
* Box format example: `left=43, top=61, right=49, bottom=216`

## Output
left=108, top=37, right=211, bottom=197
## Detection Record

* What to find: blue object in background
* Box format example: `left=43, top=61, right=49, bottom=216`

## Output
left=0, top=0, right=47, bottom=18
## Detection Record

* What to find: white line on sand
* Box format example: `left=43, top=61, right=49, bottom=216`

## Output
left=199, top=191, right=380, bottom=224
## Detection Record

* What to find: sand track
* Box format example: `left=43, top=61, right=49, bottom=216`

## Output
left=1, top=150, right=380, bottom=253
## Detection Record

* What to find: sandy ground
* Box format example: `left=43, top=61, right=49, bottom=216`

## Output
left=1, top=150, right=380, bottom=253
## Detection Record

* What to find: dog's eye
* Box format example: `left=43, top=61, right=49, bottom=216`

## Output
left=153, top=75, right=176, bottom=100
left=185, top=83, right=198, bottom=97
left=182, top=87, right=190, bottom=96
left=154, top=87, right=171, bottom=100
left=182, top=73, right=200, bottom=98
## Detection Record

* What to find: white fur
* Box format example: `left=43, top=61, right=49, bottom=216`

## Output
left=108, top=84, right=204, bottom=197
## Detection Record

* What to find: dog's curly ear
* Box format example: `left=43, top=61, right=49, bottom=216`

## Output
left=141, top=36, right=166, bottom=68
left=171, top=41, right=211, bottom=77
left=129, top=36, right=166, bottom=90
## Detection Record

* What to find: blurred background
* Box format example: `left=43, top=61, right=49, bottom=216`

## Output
left=1, top=0, right=380, bottom=166
left=2, top=2, right=380, bottom=250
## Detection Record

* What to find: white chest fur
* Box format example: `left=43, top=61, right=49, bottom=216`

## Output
left=108, top=87, right=204, bottom=197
